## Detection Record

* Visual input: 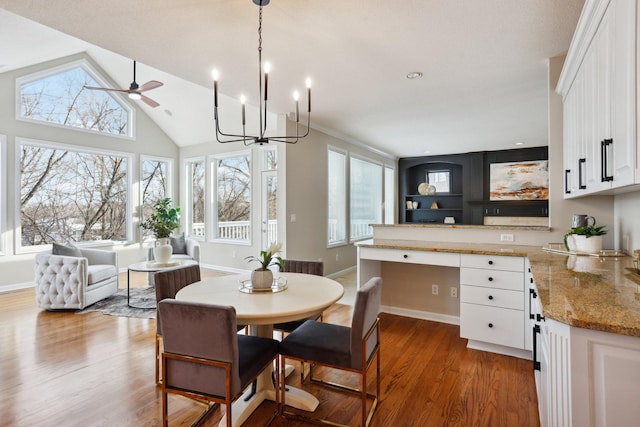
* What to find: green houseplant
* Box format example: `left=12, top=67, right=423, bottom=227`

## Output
left=245, top=242, right=284, bottom=289
left=141, top=197, right=181, bottom=263
left=564, top=224, right=607, bottom=253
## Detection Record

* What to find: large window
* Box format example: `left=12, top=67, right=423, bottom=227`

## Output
left=185, top=158, right=205, bottom=238
left=17, top=59, right=132, bottom=137
left=19, top=139, right=131, bottom=249
left=328, top=148, right=347, bottom=246
left=212, top=151, right=251, bottom=243
left=350, top=156, right=382, bottom=241
left=141, top=156, right=172, bottom=240
left=384, top=166, right=395, bottom=224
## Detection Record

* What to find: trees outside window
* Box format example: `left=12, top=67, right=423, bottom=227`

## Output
left=141, top=157, right=172, bottom=240
left=185, top=159, right=205, bottom=238
left=213, top=152, right=251, bottom=242
left=328, top=148, right=347, bottom=246
left=350, top=156, right=382, bottom=241
left=18, top=60, right=132, bottom=137
left=19, top=139, right=130, bottom=247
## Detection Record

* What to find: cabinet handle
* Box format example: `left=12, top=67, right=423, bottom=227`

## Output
left=488, top=323, right=494, bottom=328
left=529, top=289, right=536, bottom=320
left=488, top=295, right=494, bottom=300
left=488, top=277, right=493, bottom=282
left=565, top=169, right=571, bottom=194
left=537, top=313, right=545, bottom=322
left=601, top=139, right=613, bottom=182
left=578, top=158, right=586, bottom=189
left=533, top=324, right=541, bottom=371
left=488, top=260, right=493, bottom=265
left=403, top=254, right=408, bottom=259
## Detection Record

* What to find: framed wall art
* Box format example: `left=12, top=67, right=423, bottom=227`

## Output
left=489, top=160, right=548, bottom=200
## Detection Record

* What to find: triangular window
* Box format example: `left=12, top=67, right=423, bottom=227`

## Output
left=17, top=59, right=132, bottom=137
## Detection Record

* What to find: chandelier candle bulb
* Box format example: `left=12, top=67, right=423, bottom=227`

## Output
left=306, top=78, right=312, bottom=112
left=212, top=69, right=219, bottom=107
left=293, top=90, right=300, bottom=122
left=264, top=62, right=270, bottom=101
left=240, top=95, right=246, bottom=125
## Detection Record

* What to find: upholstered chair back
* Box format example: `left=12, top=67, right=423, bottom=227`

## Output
left=159, top=300, right=242, bottom=398
left=283, top=259, right=324, bottom=276
left=350, top=277, right=382, bottom=370
left=154, top=264, right=201, bottom=335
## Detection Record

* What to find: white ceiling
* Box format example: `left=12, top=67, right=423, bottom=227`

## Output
left=0, top=0, right=584, bottom=158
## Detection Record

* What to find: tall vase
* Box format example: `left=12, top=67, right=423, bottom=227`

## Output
left=251, top=269, right=273, bottom=289
left=153, top=237, right=173, bottom=264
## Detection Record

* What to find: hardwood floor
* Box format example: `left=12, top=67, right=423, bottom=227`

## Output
left=0, top=270, right=539, bottom=426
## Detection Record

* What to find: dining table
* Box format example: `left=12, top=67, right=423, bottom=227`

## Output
left=175, top=271, right=344, bottom=427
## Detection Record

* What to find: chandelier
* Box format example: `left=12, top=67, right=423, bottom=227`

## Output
left=212, top=0, right=311, bottom=145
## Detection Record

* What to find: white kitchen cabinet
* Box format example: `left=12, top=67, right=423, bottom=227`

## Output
left=460, top=254, right=527, bottom=357
left=557, top=0, right=637, bottom=197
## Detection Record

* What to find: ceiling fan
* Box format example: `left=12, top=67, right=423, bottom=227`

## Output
left=84, top=60, right=163, bottom=107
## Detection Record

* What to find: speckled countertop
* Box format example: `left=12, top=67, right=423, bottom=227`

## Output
left=357, top=239, right=640, bottom=337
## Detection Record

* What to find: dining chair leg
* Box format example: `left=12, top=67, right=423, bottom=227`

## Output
left=155, top=334, right=161, bottom=385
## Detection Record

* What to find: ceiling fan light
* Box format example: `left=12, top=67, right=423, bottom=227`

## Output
left=128, top=92, right=141, bottom=100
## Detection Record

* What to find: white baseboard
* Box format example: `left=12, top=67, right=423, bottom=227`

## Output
left=327, top=265, right=356, bottom=279
left=381, top=305, right=460, bottom=325
left=466, top=340, right=533, bottom=360
left=200, top=263, right=250, bottom=274
left=0, top=281, right=35, bottom=293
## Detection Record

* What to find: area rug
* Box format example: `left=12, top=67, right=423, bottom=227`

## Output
left=76, top=287, right=156, bottom=319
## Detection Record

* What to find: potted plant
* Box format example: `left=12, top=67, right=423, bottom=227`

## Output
left=245, top=242, right=284, bottom=289
left=141, top=197, right=181, bottom=264
left=564, top=224, right=607, bottom=254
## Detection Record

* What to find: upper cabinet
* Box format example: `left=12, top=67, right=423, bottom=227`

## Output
left=557, top=0, right=637, bottom=198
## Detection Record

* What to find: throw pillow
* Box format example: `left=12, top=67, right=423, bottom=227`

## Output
left=170, top=233, right=187, bottom=254
left=52, top=242, right=82, bottom=257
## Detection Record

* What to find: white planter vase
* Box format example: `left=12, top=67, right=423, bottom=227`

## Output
left=251, top=269, right=273, bottom=289
left=153, top=237, right=173, bottom=264
left=567, top=235, right=602, bottom=254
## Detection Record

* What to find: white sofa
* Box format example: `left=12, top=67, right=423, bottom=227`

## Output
left=35, top=247, right=119, bottom=310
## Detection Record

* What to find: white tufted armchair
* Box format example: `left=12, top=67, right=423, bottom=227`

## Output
left=35, top=247, right=119, bottom=310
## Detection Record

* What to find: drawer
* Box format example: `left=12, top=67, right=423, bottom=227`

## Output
left=460, top=267, right=524, bottom=292
left=460, top=285, right=524, bottom=310
left=358, top=247, right=460, bottom=267
left=460, top=254, right=524, bottom=272
left=460, top=303, right=525, bottom=349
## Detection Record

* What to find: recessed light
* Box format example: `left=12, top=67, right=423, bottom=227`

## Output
left=406, top=71, right=423, bottom=80
left=423, top=150, right=431, bottom=154
left=515, top=142, right=524, bottom=146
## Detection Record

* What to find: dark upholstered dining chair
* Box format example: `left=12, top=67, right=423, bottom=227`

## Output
left=154, top=264, right=201, bottom=385
left=279, top=277, right=382, bottom=427
left=273, top=259, right=324, bottom=334
left=159, top=300, right=279, bottom=427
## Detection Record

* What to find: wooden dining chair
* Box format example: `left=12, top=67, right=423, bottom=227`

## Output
left=279, top=276, right=382, bottom=427
left=159, top=300, right=279, bottom=427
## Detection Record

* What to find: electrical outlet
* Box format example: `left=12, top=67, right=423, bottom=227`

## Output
left=450, top=287, right=457, bottom=298
left=432, top=284, right=439, bottom=295
left=500, top=233, right=514, bottom=242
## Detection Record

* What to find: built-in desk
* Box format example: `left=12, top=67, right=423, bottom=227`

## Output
left=356, top=239, right=532, bottom=359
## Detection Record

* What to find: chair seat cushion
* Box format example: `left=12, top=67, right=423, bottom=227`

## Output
left=87, top=264, right=117, bottom=285
left=280, top=320, right=352, bottom=369
left=237, top=335, right=279, bottom=388
left=170, top=254, right=193, bottom=261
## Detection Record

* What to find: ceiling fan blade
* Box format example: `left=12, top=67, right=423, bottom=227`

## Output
left=139, top=80, right=163, bottom=92
left=84, top=85, right=128, bottom=93
left=140, top=94, right=160, bottom=108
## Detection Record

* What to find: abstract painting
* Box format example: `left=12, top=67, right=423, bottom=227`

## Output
left=489, top=160, right=549, bottom=200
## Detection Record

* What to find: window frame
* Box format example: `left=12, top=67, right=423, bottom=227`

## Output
left=0, top=135, right=6, bottom=255
left=209, top=149, right=252, bottom=246
left=184, top=156, right=206, bottom=240
left=15, top=137, right=134, bottom=254
left=349, top=153, right=383, bottom=243
left=140, top=155, right=174, bottom=243
left=327, top=146, right=348, bottom=248
left=384, top=165, right=395, bottom=224
left=15, top=58, right=135, bottom=139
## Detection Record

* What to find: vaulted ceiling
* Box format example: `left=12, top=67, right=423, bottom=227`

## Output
left=0, top=0, right=584, bottom=158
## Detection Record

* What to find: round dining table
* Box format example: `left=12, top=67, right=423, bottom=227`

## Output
left=175, top=271, right=344, bottom=427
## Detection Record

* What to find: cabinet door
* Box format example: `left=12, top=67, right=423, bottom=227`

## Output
left=610, top=0, right=636, bottom=188
left=563, top=86, right=579, bottom=197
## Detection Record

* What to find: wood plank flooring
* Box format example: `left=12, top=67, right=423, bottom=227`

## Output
left=0, top=270, right=539, bottom=426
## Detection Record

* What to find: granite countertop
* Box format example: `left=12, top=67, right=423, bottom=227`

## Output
left=371, top=223, right=551, bottom=231
left=357, top=239, right=640, bottom=338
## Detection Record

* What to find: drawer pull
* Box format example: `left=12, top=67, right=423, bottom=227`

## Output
left=488, top=295, right=494, bottom=300
left=488, top=260, right=493, bottom=265
left=488, top=323, right=494, bottom=328
left=403, top=254, right=408, bottom=259
left=488, top=277, right=493, bottom=282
